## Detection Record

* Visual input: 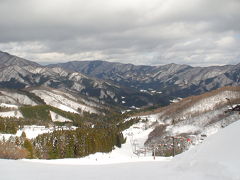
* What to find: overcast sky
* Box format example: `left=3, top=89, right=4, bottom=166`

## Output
left=0, top=0, right=240, bottom=66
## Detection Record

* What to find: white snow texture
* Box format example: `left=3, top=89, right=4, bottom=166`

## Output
left=1, top=119, right=240, bottom=180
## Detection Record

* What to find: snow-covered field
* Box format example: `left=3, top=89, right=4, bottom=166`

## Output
left=32, top=89, right=98, bottom=114
left=1, top=120, right=240, bottom=180
left=0, top=89, right=100, bottom=115
left=0, top=91, right=37, bottom=106
left=0, top=110, right=23, bottom=118
left=184, top=90, right=240, bottom=114
left=0, top=125, right=77, bottom=140
left=0, top=87, right=239, bottom=179
left=0, top=102, right=22, bottom=118
left=50, top=111, right=72, bottom=122
left=0, top=103, right=18, bottom=109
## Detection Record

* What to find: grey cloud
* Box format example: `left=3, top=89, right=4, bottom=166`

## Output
left=0, top=0, right=239, bottom=66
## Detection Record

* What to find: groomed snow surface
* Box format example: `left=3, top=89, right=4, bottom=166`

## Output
left=1, top=120, right=240, bottom=179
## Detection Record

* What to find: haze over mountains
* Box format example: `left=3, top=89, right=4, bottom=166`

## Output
left=0, top=50, right=240, bottom=108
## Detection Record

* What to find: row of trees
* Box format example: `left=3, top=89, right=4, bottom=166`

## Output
left=0, top=132, right=33, bottom=159
left=33, top=127, right=125, bottom=159
left=1, top=126, right=126, bottom=159
left=0, top=117, right=51, bottom=134
left=0, top=105, right=141, bottom=159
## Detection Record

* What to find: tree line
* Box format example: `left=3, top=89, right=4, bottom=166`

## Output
left=0, top=108, right=140, bottom=159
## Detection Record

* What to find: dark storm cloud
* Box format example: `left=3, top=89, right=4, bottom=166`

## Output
left=0, top=0, right=239, bottom=66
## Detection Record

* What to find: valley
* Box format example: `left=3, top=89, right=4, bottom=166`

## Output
left=0, top=51, right=240, bottom=178
left=1, top=0, right=240, bottom=179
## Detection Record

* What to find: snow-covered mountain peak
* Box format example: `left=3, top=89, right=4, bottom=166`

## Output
left=0, top=51, right=40, bottom=67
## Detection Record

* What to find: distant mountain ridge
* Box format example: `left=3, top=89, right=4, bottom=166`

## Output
left=0, top=50, right=240, bottom=109
left=49, top=60, right=239, bottom=98
left=0, top=51, right=40, bottom=67
left=0, top=52, right=161, bottom=108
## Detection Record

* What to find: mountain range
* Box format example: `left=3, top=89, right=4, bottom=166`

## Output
left=49, top=60, right=240, bottom=97
left=1, top=50, right=240, bottom=161
left=0, top=50, right=240, bottom=109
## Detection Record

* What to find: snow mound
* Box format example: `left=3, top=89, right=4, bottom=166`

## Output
left=174, top=120, right=240, bottom=178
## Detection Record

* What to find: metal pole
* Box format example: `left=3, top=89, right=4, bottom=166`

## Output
left=153, top=145, right=156, bottom=160
left=172, top=137, right=175, bottom=157
left=226, top=98, right=233, bottom=109
left=172, top=119, right=175, bottom=157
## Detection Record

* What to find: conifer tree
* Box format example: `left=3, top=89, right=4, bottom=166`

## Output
left=23, top=139, right=34, bottom=158
left=21, top=131, right=27, bottom=138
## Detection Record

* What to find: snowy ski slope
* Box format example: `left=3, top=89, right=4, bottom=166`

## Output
left=1, top=119, right=240, bottom=180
